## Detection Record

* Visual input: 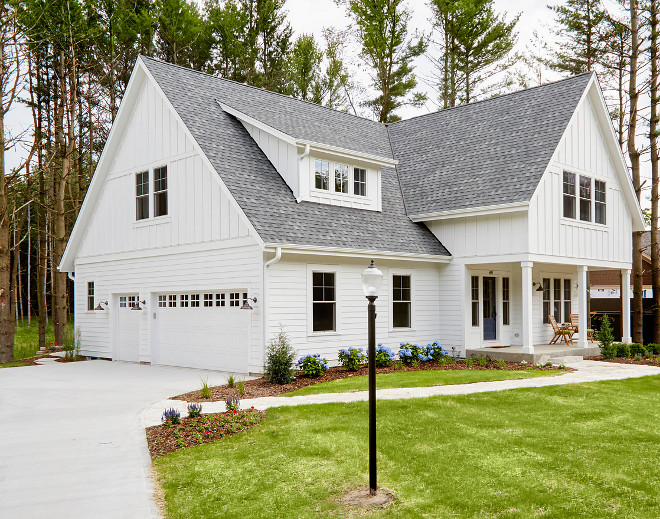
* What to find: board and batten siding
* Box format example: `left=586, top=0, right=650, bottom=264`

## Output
left=266, top=255, right=447, bottom=363
left=427, top=212, right=528, bottom=259
left=529, top=90, right=632, bottom=265
left=78, top=78, right=250, bottom=259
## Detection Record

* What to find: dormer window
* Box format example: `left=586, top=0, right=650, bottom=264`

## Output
left=335, top=164, right=349, bottom=193
left=354, top=168, right=366, bottom=196
left=315, top=159, right=330, bottom=190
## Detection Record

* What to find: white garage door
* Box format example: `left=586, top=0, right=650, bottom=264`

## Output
left=117, top=295, right=140, bottom=362
left=156, top=292, right=251, bottom=372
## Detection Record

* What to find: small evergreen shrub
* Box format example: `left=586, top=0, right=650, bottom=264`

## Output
left=598, top=315, right=617, bottom=359
left=647, top=343, right=660, bottom=355
left=338, top=347, right=367, bottom=371
left=544, top=362, right=553, bottom=367
left=398, top=343, right=425, bottom=366
left=265, top=330, right=296, bottom=384
left=187, top=402, right=202, bottom=418
left=227, top=374, right=235, bottom=388
left=237, top=379, right=245, bottom=396
left=162, top=408, right=181, bottom=424
left=374, top=344, right=396, bottom=367
left=225, top=395, right=240, bottom=412
left=615, top=343, right=631, bottom=358
left=630, top=343, right=647, bottom=356
left=296, top=353, right=328, bottom=378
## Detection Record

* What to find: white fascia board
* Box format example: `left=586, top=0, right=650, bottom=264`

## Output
left=218, top=101, right=398, bottom=167
left=454, top=252, right=632, bottom=270
left=59, top=60, right=147, bottom=273
left=264, top=243, right=452, bottom=263
left=409, top=202, right=529, bottom=222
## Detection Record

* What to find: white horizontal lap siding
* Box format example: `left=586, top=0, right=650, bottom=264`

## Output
left=266, top=256, right=443, bottom=365
left=427, top=212, right=528, bottom=259
left=530, top=93, right=632, bottom=264
left=74, top=243, right=263, bottom=366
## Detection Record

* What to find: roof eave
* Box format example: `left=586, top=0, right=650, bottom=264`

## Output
left=409, top=202, right=530, bottom=222
left=263, top=243, right=452, bottom=262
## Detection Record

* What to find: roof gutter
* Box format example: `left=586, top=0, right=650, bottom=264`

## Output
left=264, top=244, right=451, bottom=263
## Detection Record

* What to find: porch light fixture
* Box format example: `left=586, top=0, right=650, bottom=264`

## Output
left=361, top=260, right=383, bottom=496
left=132, top=299, right=147, bottom=311
left=94, top=301, right=109, bottom=311
left=241, top=297, right=257, bottom=310
left=532, top=282, right=544, bottom=292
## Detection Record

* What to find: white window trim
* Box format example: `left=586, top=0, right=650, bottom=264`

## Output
left=561, top=169, right=609, bottom=229
left=309, top=158, right=372, bottom=201
left=307, top=264, right=341, bottom=337
left=131, top=162, right=171, bottom=226
left=389, top=269, right=415, bottom=333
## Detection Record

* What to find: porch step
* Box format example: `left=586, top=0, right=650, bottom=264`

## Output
left=467, top=345, right=601, bottom=364
left=541, top=355, right=584, bottom=365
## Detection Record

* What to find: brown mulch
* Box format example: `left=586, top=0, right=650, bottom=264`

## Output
left=585, top=355, right=660, bottom=366
left=171, top=360, right=566, bottom=402
left=145, top=408, right=266, bottom=458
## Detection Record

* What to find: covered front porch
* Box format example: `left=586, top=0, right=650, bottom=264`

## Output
left=463, top=260, right=631, bottom=356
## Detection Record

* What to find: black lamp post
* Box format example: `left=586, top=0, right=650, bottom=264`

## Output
left=361, top=260, right=383, bottom=495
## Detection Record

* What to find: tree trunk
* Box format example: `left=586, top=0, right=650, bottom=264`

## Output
left=651, top=0, right=660, bottom=343
left=629, top=0, right=644, bottom=344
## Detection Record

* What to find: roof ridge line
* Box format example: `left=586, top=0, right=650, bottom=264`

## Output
left=139, top=54, right=386, bottom=127
left=387, top=71, right=595, bottom=126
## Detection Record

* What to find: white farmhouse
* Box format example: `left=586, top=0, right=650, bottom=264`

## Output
left=59, top=57, right=644, bottom=373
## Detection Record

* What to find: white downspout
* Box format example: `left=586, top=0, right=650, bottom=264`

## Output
left=67, top=272, right=75, bottom=282
left=298, top=143, right=310, bottom=162
left=262, top=247, right=283, bottom=368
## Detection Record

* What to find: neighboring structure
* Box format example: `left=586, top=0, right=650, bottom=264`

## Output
left=590, top=231, right=653, bottom=341
left=59, top=57, right=645, bottom=373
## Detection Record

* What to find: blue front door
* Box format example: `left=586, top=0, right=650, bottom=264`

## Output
left=483, top=277, right=496, bottom=340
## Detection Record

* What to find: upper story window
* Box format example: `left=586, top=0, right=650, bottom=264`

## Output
left=334, top=163, right=349, bottom=193
left=315, top=159, right=330, bottom=190
left=563, top=171, right=606, bottom=225
left=136, top=171, right=149, bottom=220
left=87, top=282, right=95, bottom=311
left=563, top=172, right=576, bottom=219
left=154, top=166, right=168, bottom=217
left=595, top=180, right=606, bottom=224
left=354, top=167, right=366, bottom=196
left=579, top=176, right=591, bottom=221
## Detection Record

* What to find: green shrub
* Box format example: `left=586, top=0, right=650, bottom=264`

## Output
left=495, top=359, right=506, bottom=368
left=615, top=343, right=631, bottom=358
left=630, top=343, right=647, bottom=356
left=296, top=354, right=328, bottom=378
left=393, top=360, right=403, bottom=370
left=398, top=343, right=425, bottom=366
left=237, top=379, right=245, bottom=396
left=470, top=354, right=490, bottom=366
left=647, top=343, right=660, bottom=355
left=200, top=378, right=211, bottom=399
left=265, top=330, right=296, bottom=384
left=465, top=358, right=474, bottom=367
left=338, top=347, right=367, bottom=371
left=227, top=375, right=235, bottom=388
left=544, top=361, right=553, bottom=367
left=598, top=315, right=616, bottom=359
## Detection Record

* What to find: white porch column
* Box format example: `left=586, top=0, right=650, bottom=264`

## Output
left=521, top=261, right=534, bottom=354
left=621, top=269, right=632, bottom=343
left=577, top=265, right=588, bottom=348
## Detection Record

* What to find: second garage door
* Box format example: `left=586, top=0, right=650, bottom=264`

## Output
left=156, top=291, right=251, bottom=373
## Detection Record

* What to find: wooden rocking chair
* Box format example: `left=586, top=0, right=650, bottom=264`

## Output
left=549, top=315, right=575, bottom=345
left=569, top=314, right=595, bottom=342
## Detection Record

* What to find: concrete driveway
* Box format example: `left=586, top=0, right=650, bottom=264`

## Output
left=0, top=359, right=233, bottom=519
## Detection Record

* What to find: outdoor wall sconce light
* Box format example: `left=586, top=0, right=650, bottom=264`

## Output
left=532, top=282, right=544, bottom=292
left=95, top=301, right=109, bottom=311
left=132, top=300, right=147, bottom=311
left=241, top=297, right=258, bottom=310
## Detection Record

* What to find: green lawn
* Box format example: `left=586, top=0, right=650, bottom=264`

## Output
left=156, top=375, right=660, bottom=519
left=14, top=318, right=73, bottom=359
left=285, top=369, right=564, bottom=396
left=0, top=361, right=30, bottom=368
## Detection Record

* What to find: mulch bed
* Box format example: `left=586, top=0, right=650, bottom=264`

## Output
left=585, top=355, right=660, bottom=366
left=146, top=408, right=266, bottom=458
left=171, top=360, right=566, bottom=402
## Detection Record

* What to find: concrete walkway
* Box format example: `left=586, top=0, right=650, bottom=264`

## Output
left=144, top=359, right=660, bottom=426
left=0, top=360, right=237, bottom=519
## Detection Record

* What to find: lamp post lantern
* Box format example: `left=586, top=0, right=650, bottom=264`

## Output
left=361, top=260, right=383, bottom=495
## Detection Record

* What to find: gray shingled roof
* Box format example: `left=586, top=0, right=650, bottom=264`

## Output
left=141, top=57, right=448, bottom=256
left=388, top=72, right=594, bottom=216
